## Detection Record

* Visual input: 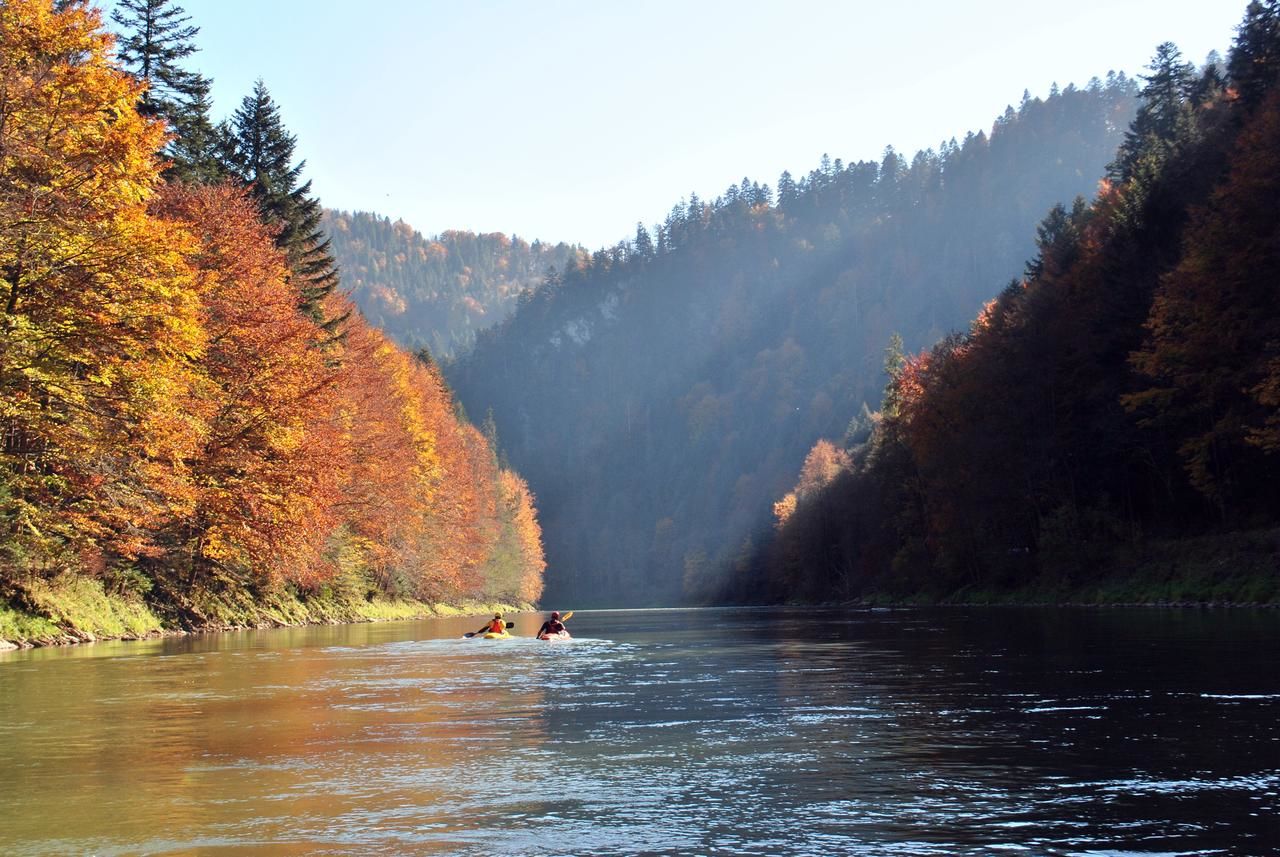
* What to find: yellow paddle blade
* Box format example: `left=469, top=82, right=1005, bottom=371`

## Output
left=561, top=611, right=573, bottom=622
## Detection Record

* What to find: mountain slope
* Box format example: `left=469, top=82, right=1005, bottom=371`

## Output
left=759, top=30, right=1280, bottom=605
left=449, top=77, right=1138, bottom=606
left=326, top=211, right=581, bottom=358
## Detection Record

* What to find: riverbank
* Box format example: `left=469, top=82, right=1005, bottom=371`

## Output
left=0, top=575, right=531, bottom=650
left=843, top=528, right=1280, bottom=608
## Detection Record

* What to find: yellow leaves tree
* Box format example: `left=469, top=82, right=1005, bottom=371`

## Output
left=0, top=0, right=548, bottom=615
left=796, top=439, right=850, bottom=500
left=1, top=0, right=203, bottom=565
left=480, top=469, right=545, bottom=603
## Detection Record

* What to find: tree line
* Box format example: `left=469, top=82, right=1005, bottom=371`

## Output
left=0, top=0, right=544, bottom=633
left=756, top=2, right=1279, bottom=605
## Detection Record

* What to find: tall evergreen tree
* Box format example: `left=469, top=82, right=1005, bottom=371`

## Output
left=1109, top=42, right=1197, bottom=182
left=633, top=222, right=654, bottom=259
left=1229, top=0, right=1280, bottom=111
left=165, top=74, right=225, bottom=184
left=111, top=0, right=199, bottom=117
left=110, top=0, right=221, bottom=180
left=221, top=80, right=340, bottom=324
left=776, top=170, right=797, bottom=207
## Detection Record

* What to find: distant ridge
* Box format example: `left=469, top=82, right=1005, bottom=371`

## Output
left=325, top=210, right=582, bottom=358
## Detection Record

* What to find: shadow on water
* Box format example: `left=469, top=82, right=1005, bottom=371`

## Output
left=1, top=607, right=1278, bottom=855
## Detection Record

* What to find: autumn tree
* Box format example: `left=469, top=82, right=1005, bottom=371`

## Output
left=479, top=470, right=546, bottom=603
left=1126, top=89, right=1280, bottom=519
left=796, top=440, right=849, bottom=501
left=329, top=312, right=443, bottom=596
left=0, top=0, right=203, bottom=568
left=328, top=310, right=547, bottom=604
left=152, top=183, right=342, bottom=592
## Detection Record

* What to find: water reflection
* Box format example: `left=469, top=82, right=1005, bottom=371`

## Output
left=2, top=607, right=1278, bottom=855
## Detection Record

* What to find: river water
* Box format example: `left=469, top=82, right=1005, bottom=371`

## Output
left=2, top=607, right=1278, bottom=855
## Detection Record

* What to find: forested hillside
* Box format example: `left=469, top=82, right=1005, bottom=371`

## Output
left=0, top=0, right=544, bottom=644
left=325, top=211, right=581, bottom=358
left=758, top=4, right=1280, bottom=606
left=450, top=75, right=1139, bottom=605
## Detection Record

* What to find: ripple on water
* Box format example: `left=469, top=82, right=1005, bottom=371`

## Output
left=3, top=608, right=1279, bottom=856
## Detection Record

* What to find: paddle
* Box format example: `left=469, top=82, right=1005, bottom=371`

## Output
left=464, top=620, right=515, bottom=638
left=536, top=610, right=573, bottom=640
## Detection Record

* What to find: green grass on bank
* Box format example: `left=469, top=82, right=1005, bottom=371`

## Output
left=1069, top=527, right=1279, bottom=605
left=0, top=568, right=532, bottom=648
left=0, top=601, right=62, bottom=644
left=0, top=575, right=163, bottom=645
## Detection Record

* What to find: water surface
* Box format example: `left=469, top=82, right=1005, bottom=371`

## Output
left=2, top=607, right=1278, bottom=855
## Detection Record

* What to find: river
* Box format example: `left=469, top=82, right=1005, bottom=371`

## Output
left=2, top=607, right=1278, bottom=855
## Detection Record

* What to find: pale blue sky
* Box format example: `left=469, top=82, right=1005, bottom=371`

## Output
left=109, top=1, right=1244, bottom=249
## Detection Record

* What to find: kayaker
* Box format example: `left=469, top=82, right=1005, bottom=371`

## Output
left=536, top=611, right=565, bottom=637
left=475, top=613, right=506, bottom=636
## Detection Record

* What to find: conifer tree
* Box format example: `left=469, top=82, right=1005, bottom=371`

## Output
left=165, top=74, right=225, bottom=184
left=111, top=0, right=198, bottom=117
left=1229, top=0, right=1280, bottom=111
left=1108, top=42, right=1197, bottom=182
left=633, top=222, right=654, bottom=259
left=221, top=80, right=340, bottom=324
left=776, top=170, right=797, bottom=207
left=110, top=0, right=222, bottom=181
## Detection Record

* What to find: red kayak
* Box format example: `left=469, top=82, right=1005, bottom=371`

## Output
left=538, top=630, right=572, bottom=642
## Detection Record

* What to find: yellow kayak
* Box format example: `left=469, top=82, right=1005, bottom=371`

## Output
left=481, top=630, right=510, bottom=639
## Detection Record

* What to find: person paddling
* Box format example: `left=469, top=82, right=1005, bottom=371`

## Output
left=536, top=611, right=567, bottom=638
left=475, top=613, right=506, bottom=636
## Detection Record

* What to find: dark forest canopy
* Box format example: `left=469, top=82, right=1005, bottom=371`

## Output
left=448, top=74, right=1141, bottom=606
left=325, top=211, right=582, bottom=358
left=754, top=4, right=1280, bottom=606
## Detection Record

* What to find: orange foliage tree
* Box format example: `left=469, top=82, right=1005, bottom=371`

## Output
left=0, top=0, right=547, bottom=615
left=153, top=183, right=343, bottom=591
left=331, top=310, right=545, bottom=603
left=330, top=311, right=453, bottom=596
left=0, top=0, right=203, bottom=567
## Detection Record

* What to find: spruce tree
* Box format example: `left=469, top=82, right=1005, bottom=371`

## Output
left=776, top=170, right=797, bottom=207
left=111, top=0, right=199, bottom=117
left=165, top=75, right=225, bottom=184
left=1229, top=0, right=1280, bottom=112
left=111, top=0, right=222, bottom=181
left=221, top=80, right=340, bottom=324
left=1108, top=42, right=1196, bottom=182
left=633, top=223, right=654, bottom=259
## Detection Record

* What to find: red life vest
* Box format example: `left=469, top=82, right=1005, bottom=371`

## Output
left=487, top=618, right=505, bottom=633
